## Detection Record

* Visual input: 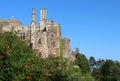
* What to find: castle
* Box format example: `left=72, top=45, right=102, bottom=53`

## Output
left=0, top=8, right=76, bottom=60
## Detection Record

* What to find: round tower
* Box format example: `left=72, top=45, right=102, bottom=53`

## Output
left=62, top=38, right=71, bottom=58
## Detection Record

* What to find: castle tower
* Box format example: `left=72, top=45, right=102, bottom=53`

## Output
left=62, top=38, right=71, bottom=58
left=40, top=8, right=47, bottom=31
left=30, top=8, right=36, bottom=34
left=75, top=48, right=79, bottom=54
left=30, top=8, right=36, bottom=48
left=40, top=8, right=47, bottom=20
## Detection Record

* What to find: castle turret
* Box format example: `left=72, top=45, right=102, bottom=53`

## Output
left=30, top=8, right=36, bottom=34
left=75, top=48, right=79, bottom=54
left=40, top=8, right=47, bottom=31
left=30, top=8, right=36, bottom=48
left=32, top=8, right=36, bottom=22
left=62, top=38, right=71, bottom=58
left=40, top=8, right=47, bottom=20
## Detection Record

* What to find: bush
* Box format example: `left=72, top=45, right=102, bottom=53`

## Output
left=0, top=32, right=94, bottom=81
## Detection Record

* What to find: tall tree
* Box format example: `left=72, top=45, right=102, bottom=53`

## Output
left=75, top=53, right=90, bottom=74
left=89, top=56, right=96, bottom=72
left=92, top=59, right=120, bottom=81
left=101, top=60, right=120, bottom=81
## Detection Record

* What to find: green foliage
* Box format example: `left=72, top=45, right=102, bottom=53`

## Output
left=74, top=53, right=94, bottom=81
left=101, top=60, right=120, bottom=81
left=0, top=32, right=94, bottom=81
left=89, top=56, right=96, bottom=72
left=66, top=67, right=82, bottom=81
left=92, top=59, right=120, bottom=81
left=75, top=53, right=90, bottom=74
left=89, top=56, right=96, bottom=66
left=0, top=32, right=42, bottom=81
left=59, top=39, right=64, bottom=60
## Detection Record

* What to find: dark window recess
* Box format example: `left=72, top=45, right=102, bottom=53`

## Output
left=42, top=27, right=46, bottom=32
left=29, top=43, right=33, bottom=48
left=23, top=32, right=25, bottom=40
left=51, top=34, right=54, bottom=38
left=20, top=32, right=25, bottom=40
left=38, top=39, right=41, bottom=44
left=20, top=33, right=22, bottom=40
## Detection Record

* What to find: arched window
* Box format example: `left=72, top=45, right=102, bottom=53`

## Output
left=38, top=39, right=41, bottom=44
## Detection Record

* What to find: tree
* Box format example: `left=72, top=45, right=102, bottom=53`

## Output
left=0, top=32, right=43, bottom=81
left=75, top=53, right=90, bottom=74
left=92, top=59, right=120, bottom=81
left=92, top=59, right=105, bottom=81
left=101, top=60, right=120, bottom=81
left=0, top=32, right=94, bottom=81
left=89, top=56, right=96, bottom=72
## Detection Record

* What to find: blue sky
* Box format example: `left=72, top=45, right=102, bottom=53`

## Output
left=0, top=0, right=120, bottom=61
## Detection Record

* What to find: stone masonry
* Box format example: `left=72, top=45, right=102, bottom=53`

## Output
left=0, top=8, right=76, bottom=60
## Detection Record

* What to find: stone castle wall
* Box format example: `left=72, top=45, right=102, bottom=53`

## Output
left=0, top=8, right=75, bottom=60
left=0, top=19, right=22, bottom=32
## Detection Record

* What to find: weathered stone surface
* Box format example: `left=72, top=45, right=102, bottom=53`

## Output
left=0, top=8, right=75, bottom=60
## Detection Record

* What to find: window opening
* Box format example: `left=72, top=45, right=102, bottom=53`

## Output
left=20, top=32, right=25, bottom=40
left=51, top=34, right=54, bottom=38
left=23, top=32, right=25, bottom=40
left=38, top=39, right=41, bottom=44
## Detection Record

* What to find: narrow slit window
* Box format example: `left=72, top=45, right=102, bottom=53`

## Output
left=23, top=32, right=25, bottom=40
left=38, top=39, right=41, bottom=44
